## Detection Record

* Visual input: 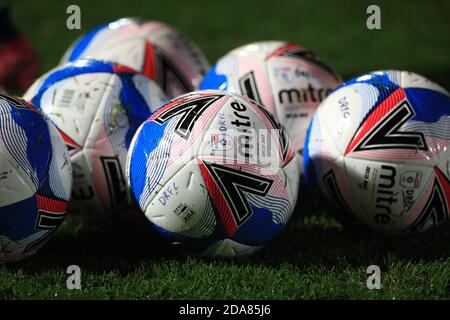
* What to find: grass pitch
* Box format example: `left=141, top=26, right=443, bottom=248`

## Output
left=1, top=0, right=449, bottom=299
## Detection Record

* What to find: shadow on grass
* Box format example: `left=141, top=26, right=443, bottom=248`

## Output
left=255, top=195, right=450, bottom=269
left=8, top=193, right=450, bottom=275
left=341, top=69, right=450, bottom=90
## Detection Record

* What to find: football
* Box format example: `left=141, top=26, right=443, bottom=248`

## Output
left=0, top=94, right=72, bottom=263
left=199, top=41, right=342, bottom=175
left=126, top=90, right=300, bottom=257
left=24, top=59, right=167, bottom=217
left=304, top=70, right=450, bottom=234
left=61, top=18, right=210, bottom=98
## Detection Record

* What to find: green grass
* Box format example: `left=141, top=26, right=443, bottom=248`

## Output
left=1, top=0, right=449, bottom=299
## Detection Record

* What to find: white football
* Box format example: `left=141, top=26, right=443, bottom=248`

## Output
left=61, top=18, right=210, bottom=98
left=199, top=41, right=342, bottom=175
left=127, top=90, right=300, bottom=257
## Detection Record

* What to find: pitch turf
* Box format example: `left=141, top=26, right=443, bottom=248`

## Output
left=1, top=0, right=449, bottom=299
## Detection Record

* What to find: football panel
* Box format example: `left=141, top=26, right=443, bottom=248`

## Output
left=198, top=155, right=293, bottom=247
left=60, top=18, right=139, bottom=63
left=82, top=73, right=130, bottom=214
left=200, top=44, right=279, bottom=115
left=281, top=150, right=301, bottom=208
left=343, top=156, right=436, bottom=233
left=0, top=104, right=52, bottom=191
left=23, top=74, right=45, bottom=102
left=144, top=157, right=216, bottom=238
left=222, top=52, right=278, bottom=116
left=0, top=198, right=46, bottom=263
left=141, top=23, right=210, bottom=89
left=196, top=94, right=284, bottom=171
left=199, top=238, right=262, bottom=257
left=199, top=56, right=238, bottom=93
left=229, top=41, right=286, bottom=61
left=304, top=111, right=343, bottom=190
left=436, top=147, right=450, bottom=181
left=131, top=74, right=168, bottom=113
left=400, top=71, right=449, bottom=95
left=46, top=121, right=72, bottom=202
left=344, top=84, right=449, bottom=165
left=316, top=84, right=370, bottom=156
left=304, top=112, right=363, bottom=225
left=400, top=152, right=450, bottom=233
left=85, top=36, right=148, bottom=72
left=0, top=150, right=35, bottom=206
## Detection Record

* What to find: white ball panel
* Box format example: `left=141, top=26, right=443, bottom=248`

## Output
left=69, top=150, right=104, bottom=216
left=46, top=121, right=72, bottom=201
left=145, top=157, right=215, bottom=237
left=229, top=41, right=286, bottom=60
left=132, top=74, right=168, bottom=112
left=197, top=95, right=282, bottom=170
left=317, top=86, right=366, bottom=155
left=85, top=36, right=147, bottom=72
left=282, top=152, right=300, bottom=207
left=400, top=70, right=449, bottom=95
left=34, top=72, right=113, bottom=147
